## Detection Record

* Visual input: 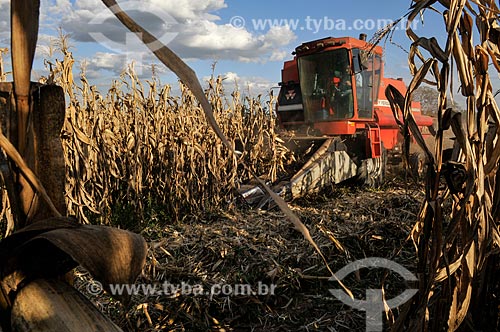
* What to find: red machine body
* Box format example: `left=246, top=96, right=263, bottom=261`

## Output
left=276, top=36, right=433, bottom=159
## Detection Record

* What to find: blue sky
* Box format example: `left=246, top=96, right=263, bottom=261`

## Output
left=0, top=0, right=457, bottom=96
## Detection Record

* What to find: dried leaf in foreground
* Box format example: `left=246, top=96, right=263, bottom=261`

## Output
left=0, top=217, right=147, bottom=331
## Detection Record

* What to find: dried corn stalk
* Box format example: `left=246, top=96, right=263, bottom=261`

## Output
left=50, top=46, right=290, bottom=223
left=381, top=0, right=500, bottom=330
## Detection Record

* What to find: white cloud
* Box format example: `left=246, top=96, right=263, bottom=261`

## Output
left=70, top=0, right=227, bottom=22
left=56, top=0, right=296, bottom=67
left=90, top=52, right=126, bottom=71
left=0, top=0, right=297, bottom=79
left=260, top=26, right=296, bottom=47
left=41, top=0, right=72, bottom=19
left=76, top=51, right=172, bottom=81
left=246, top=78, right=276, bottom=95
left=223, top=71, right=239, bottom=82
left=269, top=49, right=291, bottom=62
left=148, top=0, right=227, bottom=21
left=169, top=24, right=295, bottom=63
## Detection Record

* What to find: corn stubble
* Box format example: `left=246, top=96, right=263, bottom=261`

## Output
left=48, top=48, right=290, bottom=224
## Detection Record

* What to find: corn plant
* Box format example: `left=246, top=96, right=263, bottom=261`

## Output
left=50, top=46, right=291, bottom=223
left=380, top=0, right=500, bottom=330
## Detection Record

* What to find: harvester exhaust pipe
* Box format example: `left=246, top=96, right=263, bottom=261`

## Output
left=359, top=33, right=367, bottom=41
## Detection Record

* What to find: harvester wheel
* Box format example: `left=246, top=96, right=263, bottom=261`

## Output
left=357, top=145, right=387, bottom=188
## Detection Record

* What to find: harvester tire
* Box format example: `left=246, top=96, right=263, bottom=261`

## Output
left=357, top=145, right=387, bottom=188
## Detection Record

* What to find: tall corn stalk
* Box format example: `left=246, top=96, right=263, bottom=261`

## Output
left=382, top=0, right=500, bottom=330
left=51, top=46, right=290, bottom=223
left=9, top=0, right=41, bottom=228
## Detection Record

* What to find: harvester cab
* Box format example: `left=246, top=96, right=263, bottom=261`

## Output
left=277, top=35, right=380, bottom=134
left=240, top=35, right=434, bottom=207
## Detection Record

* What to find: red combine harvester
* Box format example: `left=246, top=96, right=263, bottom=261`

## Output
left=240, top=35, right=434, bottom=207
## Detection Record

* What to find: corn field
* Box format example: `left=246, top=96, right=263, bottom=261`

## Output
left=1, top=0, right=500, bottom=330
left=18, top=45, right=290, bottom=225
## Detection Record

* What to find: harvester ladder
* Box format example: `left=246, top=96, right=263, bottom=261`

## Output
left=366, top=123, right=382, bottom=158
